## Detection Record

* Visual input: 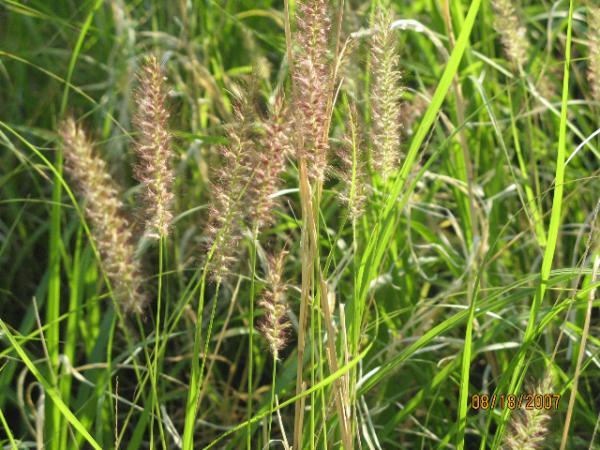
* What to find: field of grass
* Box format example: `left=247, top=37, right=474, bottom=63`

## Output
left=0, top=0, right=599, bottom=448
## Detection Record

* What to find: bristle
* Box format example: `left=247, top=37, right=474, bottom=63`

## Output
left=258, top=250, right=291, bottom=358
left=60, top=118, right=146, bottom=314
left=293, top=0, right=332, bottom=182
left=133, top=55, right=174, bottom=239
left=588, top=5, right=600, bottom=101
left=492, top=0, right=530, bottom=70
left=370, top=7, right=403, bottom=181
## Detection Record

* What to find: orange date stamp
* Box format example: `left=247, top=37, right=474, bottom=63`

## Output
left=471, top=393, right=561, bottom=410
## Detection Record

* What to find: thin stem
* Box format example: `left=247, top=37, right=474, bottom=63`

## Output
left=152, top=235, right=167, bottom=449
left=197, top=283, right=221, bottom=403
left=267, top=353, right=278, bottom=446
left=247, top=224, right=258, bottom=449
left=182, top=262, right=212, bottom=449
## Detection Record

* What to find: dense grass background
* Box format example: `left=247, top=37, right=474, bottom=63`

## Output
left=0, top=0, right=598, bottom=449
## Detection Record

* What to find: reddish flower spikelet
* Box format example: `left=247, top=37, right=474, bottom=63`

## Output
left=247, top=97, right=291, bottom=229
left=60, top=118, right=146, bottom=314
left=207, top=89, right=290, bottom=282
left=293, top=0, right=332, bottom=182
left=370, top=7, right=403, bottom=181
left=133, top=55, right=174, bottom=239
left=258, top=250, right=291, bottom=358
left=205, top=103, right=253, bottom=282
left=205, top=92, right=291, bottom=282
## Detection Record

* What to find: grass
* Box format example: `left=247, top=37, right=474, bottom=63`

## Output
left=0, top=0, right=599, bottom=449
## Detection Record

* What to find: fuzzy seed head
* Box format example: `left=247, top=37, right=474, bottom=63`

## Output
left=293, top=0, right=332, bottom=182
left=333, top=105, right=367, bottom=220
left=205, top=93, right=291, bottom=282
left=205, top=110, right=251, bottom=282
left=588, top=6, right=600, bottom=101
left=501, top=375, right=553, bottom=450
left=492, top=0, right=530, bottom=70
left=60, top=118, right=146, bottom=314
left=133, top=55, right=174, bottom=239
left=370, top=7, right=403, bottom=181
left=247, top=96, right=291, bottom=229
left=258, top=250, right=291, bottom=358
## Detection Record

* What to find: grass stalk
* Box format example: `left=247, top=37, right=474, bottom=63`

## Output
left=293, top=158, right=314, bottom=450
left=247, top=224, right=259, bottom=449
left=150, top=236, right=167, bottom=448
left=267, top=353, right=278, bottom=446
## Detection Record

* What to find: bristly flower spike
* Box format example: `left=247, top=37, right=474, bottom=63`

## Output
left=247, top=95, right=291, bottom=230
left=258, top=250, right=291, bottom=358
left=501, top=374, right=553, bottom=450
left=60, top=118, right=146, bottom=314
left=587, top=5, right=600, bottom=102
left=133, top=55, right=174, bottom=239
left=370, top=6, right=403, bottom=181
left=491, top=0, right=530, bottom=71
left=335, top=104, right=367, bottom=221
left=293, top=0, right=332, bottom=182
left=204, top=98, right=254, bottom=282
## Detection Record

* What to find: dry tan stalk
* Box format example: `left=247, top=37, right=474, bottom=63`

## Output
left=293, top=158, right=314, bottom=450
left=290, top=0, right=352, bottom=446
left=559, top=206, right=599, bottom=449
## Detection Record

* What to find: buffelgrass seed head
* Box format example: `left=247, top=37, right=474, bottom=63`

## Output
left=492, top=0, right=530, bottom=70
left=205, top=89, right=292, bottom=282
left=588, top=5, right=600, bottom=101
left=501, top=374, right=553, bottom=450
left=60, top=118, right=146, bottom=314
left=293, top=0, right=332, bottom=182
left=133, top=55, right=174, bottom=239
left=333, top=105, right=367, bottom=220
left=204, top=103, right=253, bottom=283
left=258, top=250, right=291, bottom=358
left=370, top=6, right=403, bottom=181
left=247, top=96, right=291, bottom=230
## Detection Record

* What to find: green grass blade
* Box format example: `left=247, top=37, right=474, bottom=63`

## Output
left=487, top=1, right=575, bottom=446
left=353, top=0, right=483, bottom=348
left=0, top=318, right=102, bottom=450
